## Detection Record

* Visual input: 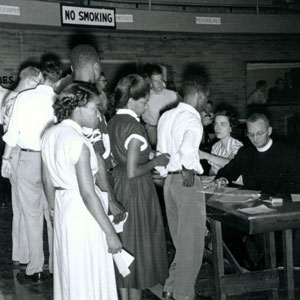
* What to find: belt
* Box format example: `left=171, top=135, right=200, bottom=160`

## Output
left=168, top=171, right=201, bottom=177
left=21, top=148, right=40, bottom=152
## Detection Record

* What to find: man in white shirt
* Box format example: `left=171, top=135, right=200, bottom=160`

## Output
left=0, top=85, right=10, bottom=206
left=157, top=74, right=209, bottom=300
left=1, top=59, right=61, bottom=283
left=142, top=65, right=177, bottom=146
left=1, top=66, right=41, bottom=267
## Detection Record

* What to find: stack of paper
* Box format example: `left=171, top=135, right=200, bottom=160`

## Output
left=238, top=204, right=276, bottom=215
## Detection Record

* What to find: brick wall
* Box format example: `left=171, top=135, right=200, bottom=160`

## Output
left=0, top=27, right=300, bottom=134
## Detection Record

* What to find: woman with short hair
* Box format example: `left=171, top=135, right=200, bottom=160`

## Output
left=108, top=74, right=169, bottom=300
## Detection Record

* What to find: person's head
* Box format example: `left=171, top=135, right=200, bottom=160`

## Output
left=41, top=59, right=62, bottom=87
left=114, top=74, right=150, bottom=117
left=182, top=74, right=209, bottom=112
left=70, top=44, right=101, bottom=83
left=247, top=113, right=272, bottom=149
left=256, top=80, right=267, bottom=92
left=54, top=83, right=100, bottom=129
left=18, top=66, right=43, bottom=90
left=149, top=65, right=164, bottom=93
left=205, top=100, right=213, bottom=113
left=275, top=78, right=285, bottom=91
left=214, top=109, right=238, bottom=141
left=96, top=71, right=107, bottom=92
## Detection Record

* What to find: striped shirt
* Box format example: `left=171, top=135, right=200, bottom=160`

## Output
left=209, top=136, right=243, bottom=175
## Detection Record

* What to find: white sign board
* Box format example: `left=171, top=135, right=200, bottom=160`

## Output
left=61, top=5, right=115, bottom=28
left=195, top=16, right=221, bottom=25
left=116, top=14, right=133, bottom=23
left=0, top=5, right=20, bottom=16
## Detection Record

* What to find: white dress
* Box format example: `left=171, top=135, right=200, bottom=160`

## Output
left=41, top=119, right=118, bottom=300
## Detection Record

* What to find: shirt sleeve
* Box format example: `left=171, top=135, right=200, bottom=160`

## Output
left=179, top=118, right=202, bottom=170
left=230, top=140, right=243, bottom=156
left=124, top=134, right=148, bottom=151
left=68, top=138, right=84, bottom=165
left=2, top=94, right=22, bottom=147
left=216, top=147, right=244, bottom=182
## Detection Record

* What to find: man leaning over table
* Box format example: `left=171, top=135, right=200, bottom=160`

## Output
left=211, top=112, right=300, bottom=269
left=157, top=73, right=209, bottom=300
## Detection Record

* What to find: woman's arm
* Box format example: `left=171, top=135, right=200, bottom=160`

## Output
left=41, top=162, right=55, bottom=211
left=76, top=144, right=121, bottom=254
left=127, top=138, right=169, bottom=179
left=199, top=150, right=235, bottom=169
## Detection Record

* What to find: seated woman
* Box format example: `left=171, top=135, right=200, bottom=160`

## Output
left=107, top=74, right=169, bottom=300
left=199, top=108, right=243, bottom=175
left=41, top=84, right=121, bottom=300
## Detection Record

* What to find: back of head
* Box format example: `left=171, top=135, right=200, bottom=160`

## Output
left=182, top=74, right=209, bottom=99
left=41, top=60, right=62, bottom=84
left=19, top=66, right=41, bottom=82
left=54, top=83, right=99, bottom=123
left=256, top=80, right=266, bottom=89
left=247, top=112, right=270, bottom=128
left=70, top=44, right=100, bottom=72
left=114, top=74, right=150, bottom=109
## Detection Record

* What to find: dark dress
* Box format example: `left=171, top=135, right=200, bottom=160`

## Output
left=107, top=112, right=168, bottom=289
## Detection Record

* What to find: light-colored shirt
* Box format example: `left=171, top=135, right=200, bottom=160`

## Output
left=209, top=136, right=243, bottom=174
left=1, top=90, right=18, bottom=132
left=0, top=86, right=10, bottom=125
left=247, top=89, right=267, bottom=105
left=142, top=88, right=177, bottom=126
left=3, top=85, right=56, bottom=150
left=157, top=102, right=204, bottom=177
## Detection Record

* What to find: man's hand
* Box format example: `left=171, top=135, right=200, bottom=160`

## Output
left=1, top=158, right=11, bottom=178
left=182, top=168, right=195, bottom=187
left=108, top=195, right=126, bottom=224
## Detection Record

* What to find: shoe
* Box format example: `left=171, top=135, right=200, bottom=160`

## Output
left=16, top=271, right=48, bottom=284
left=162, top=291, right=175, bottom=299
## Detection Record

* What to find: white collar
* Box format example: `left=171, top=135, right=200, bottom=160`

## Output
left=256, top=138, right=273, bottom=152
left=178, top=102, right=200, bottom=117
left=62, top=119, right=82, bottom=134
left=116, top=108, right=140, bottom=122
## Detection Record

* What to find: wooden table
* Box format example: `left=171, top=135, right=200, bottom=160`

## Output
left=204, top=189, right=300, bottom=300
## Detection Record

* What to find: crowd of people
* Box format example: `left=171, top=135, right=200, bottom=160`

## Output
left=0, top=43, right=300, bottom=300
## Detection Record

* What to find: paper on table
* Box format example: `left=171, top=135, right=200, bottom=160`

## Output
left=203, top=187, right=260, bottom=203
left=113, top=250, right=135, bottom=278
left=238, top=204, right=276, bottom=215
left=109, top=212, right=128, bottom=233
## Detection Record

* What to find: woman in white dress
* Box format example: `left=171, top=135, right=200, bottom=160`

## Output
left=199, top=108, right=243, bottom=175
left=41, top=84, right=121, bottom=300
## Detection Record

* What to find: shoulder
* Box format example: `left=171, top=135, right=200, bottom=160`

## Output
left=164, top=88, right=177, bottom=99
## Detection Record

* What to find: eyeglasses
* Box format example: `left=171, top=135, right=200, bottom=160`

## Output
left=100, top=79, right=107, bottom=83
left=247, top=129, right=268, bottom=139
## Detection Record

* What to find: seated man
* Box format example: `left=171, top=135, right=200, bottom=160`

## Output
left=212, top=112, right=300, bottom=269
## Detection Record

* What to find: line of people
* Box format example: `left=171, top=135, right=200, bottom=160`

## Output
left=1, top=42, right=300, bottom=300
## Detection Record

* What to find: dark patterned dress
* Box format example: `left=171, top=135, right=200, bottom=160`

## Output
left=108, top=110, right=168, bottom=289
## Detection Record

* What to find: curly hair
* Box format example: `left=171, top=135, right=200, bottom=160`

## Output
left=215, top=108, right=239, bottom=132
left=41, top=59, right=62, bottom=84
left=114, top=74, right=150, bottom=109
left=54, top=83, right=99, bottom=123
